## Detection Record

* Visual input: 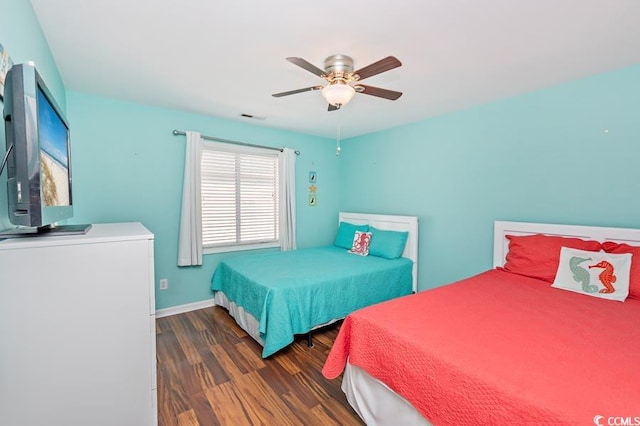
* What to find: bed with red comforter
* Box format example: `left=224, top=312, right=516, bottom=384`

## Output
left=323, top=267, right=640, bottom=425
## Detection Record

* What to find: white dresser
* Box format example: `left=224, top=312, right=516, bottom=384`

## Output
left=0, top=222, right=157, bottom=426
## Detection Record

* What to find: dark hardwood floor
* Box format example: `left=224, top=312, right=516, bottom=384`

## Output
left=156, top=306, right=364, bottom=425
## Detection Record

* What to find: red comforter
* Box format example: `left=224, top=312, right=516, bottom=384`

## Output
left=322, top=269, right=640, bottom=425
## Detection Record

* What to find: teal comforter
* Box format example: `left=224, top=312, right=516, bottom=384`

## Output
left=211, top=246, right=413, bottom=357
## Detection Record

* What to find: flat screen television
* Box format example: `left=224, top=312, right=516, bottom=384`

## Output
left=1, top=62, right=89, bottom=237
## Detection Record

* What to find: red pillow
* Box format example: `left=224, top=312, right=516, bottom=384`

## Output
left=602, top=241, right=640, bottom=300
left=502, top=234, right=602, bottom=283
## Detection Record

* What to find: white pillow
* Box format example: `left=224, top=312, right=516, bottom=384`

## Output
left=552, top=247, right=632, bottom=302
left=348, top=231, right=372, bottom=256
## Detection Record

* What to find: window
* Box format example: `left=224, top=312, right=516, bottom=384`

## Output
left=200, top=142, right=280, bottom=252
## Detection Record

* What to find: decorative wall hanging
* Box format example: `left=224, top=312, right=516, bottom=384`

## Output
left=308, top=171, right=317, bottom=206
left=0, top=43, right=14, bottom=101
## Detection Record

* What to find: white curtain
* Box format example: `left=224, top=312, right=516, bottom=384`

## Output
left=177, top=131, right=203, bottom=266
left=279, top=148, right=297, bottom=251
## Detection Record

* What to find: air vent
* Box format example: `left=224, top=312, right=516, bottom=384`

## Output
left=240, top=113, right=266, bottom=120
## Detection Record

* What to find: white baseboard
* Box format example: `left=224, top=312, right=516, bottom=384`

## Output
left=155, top=298, right=216, bottom=318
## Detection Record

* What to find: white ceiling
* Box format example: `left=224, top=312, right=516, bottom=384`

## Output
left=30, top=0, right=640, bottom=139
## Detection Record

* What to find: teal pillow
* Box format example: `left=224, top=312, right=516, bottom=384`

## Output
left=369, top=227, right=409, bottom=259
left=334, top=222, right=369, bottom=249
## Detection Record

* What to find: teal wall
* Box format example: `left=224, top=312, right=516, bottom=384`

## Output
left=0, top=0, right=66, bottom=230
left=66, top=92, right=340, bottom=309
left=339, top=64, right=640, bottom=291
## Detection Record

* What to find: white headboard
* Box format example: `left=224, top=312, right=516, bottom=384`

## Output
left=339, top=212, right=419, bottom=292
left=493, top=220, right=640, bottom=268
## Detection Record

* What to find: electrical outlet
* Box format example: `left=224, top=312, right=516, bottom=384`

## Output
left=159, top=278, right=168, bottom=290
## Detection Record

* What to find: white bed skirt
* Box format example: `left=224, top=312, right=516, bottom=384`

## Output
left=214, top=291, right=265, bottom=345
left=213, top=291, right=341, bottom=347
left=343, top=362, right=432, bottom=426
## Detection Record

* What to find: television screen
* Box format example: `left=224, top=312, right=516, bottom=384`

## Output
left=37, top=87, right=70, bottom=207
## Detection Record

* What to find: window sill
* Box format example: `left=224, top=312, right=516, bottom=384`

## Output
left=204, top=241, right=280, bottom=255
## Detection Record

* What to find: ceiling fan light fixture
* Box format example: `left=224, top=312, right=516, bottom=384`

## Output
left=274, top=55, right=403, bottom=110
left=322, top=82, right=355, bottom=107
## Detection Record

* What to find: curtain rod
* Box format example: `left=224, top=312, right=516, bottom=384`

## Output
left=172, top=130, right=300, bottom=155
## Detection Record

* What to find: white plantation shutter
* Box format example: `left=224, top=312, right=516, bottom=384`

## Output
left=201, top=142, right=279, bottom=249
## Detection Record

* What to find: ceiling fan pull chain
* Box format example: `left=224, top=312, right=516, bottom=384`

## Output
left=336, top=125, right=341, bottom=156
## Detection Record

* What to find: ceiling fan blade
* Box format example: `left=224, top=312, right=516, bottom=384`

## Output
left=286, top=57, right=326, bottom=77
left=272, top=86, right=323, bottom=98
left=353, top=56, right=402, bottom=81
left=356, top=84, right=403, bottom=101
left=328, top=104, right=340, bottom=112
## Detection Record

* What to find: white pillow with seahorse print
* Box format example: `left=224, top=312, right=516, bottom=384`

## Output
left=552, top=247, right=632, bottom=302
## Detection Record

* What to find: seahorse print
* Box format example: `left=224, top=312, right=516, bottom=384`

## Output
left=569, top=256, right=597, bottom=293
left=589, top=260, right=617, bottom=294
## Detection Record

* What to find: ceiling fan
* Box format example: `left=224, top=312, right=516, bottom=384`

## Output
left=272, top=54, right=403, bottom=111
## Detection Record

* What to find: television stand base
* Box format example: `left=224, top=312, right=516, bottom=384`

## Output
left=0, top=224, right=92, bottom=238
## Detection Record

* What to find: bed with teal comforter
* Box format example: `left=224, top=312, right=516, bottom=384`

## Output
left=211, top=246, right=413, bottom=357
